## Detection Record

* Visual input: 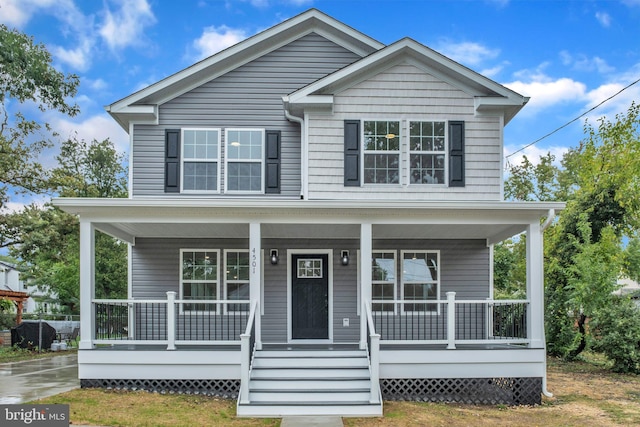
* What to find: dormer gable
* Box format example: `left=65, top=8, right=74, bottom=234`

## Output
left=284, top=38, right=528, bottom=124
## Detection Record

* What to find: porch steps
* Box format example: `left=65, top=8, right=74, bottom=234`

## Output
left=236, top=347, right=383, bottom=417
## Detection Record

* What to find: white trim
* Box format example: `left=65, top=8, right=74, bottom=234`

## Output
left=400, top=250, right=440, bottom=315
left=179, top=249, right=220, bottom=314
left=224, top=128, right=265, bottom=194
left=287, top=249, right=334, bottom=343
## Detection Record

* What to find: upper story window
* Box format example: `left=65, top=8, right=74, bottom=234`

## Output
left=343, top=120, right=464, bottom=188
left=363, top=120, right=400, bottom=184
left=409, top=121, right=446, bottom=184
left=225, top=129, right=264, bottom=193
left=181, top=129, right=220, bottom=193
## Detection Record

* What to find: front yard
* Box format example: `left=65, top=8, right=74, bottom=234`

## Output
left=30, top=353, right=640, bottom=426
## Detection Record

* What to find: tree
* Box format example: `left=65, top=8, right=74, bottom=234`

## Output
left=504, top=102, right=640, bottom=362
left=0, top=24, right=79, bottom=208
left=622, top=237, right=640, bottom=282
left=9, top=137, right=128, bottom=313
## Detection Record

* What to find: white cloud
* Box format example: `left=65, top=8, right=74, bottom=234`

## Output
left=52, top=114, right=129, bottom=155
left=0, top=0, right=57, bottom=27
left=52, top=38, right=95, bottom=72
left=99, top=0, right=156, bottom=52
left=188, top=25, right=248, bottom=61
left=434, top=40, right=500, bottom=66
left=595, top=11, right=612, bottom=28
left=504, top=76, right=587, bottom=115
left=560, top=51, right=615, bottom=74
left=503, top=143, right=569, bottom=169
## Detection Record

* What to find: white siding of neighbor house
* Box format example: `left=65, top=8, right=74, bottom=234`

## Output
left=131, top=33, right=362, bottom=197
left=131, top=237, right=488, bottom=344
left=307, top=63, right=503, bottom=201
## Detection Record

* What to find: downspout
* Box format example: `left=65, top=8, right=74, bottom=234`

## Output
left=540, top=208, right=555, bottom=398
left=282, top=96, right=306, bottom=199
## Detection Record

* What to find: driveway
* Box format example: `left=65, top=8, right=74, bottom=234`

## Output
left=0, top=354, right=79, bottom=404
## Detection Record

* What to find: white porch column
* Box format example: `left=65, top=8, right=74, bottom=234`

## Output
left=249, top=222, right=262, bottom=349
left=526, top=220, right=544, bottom=348
left=79, top=220, right=95, bottom=350
left=360, top=223, right=372, bottom=350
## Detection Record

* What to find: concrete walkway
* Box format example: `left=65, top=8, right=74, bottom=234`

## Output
left=281, top=416, right=344, bottom=427
left=0, top=353, right=79, bottom=404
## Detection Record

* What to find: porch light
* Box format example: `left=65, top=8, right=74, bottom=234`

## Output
left=341, top=250, right=350, bottom=266
left=230, top=141, right=241, bottom=146
left=270, top=249, right=279, bottom=265
left=385, top=133, right=396, bottom=139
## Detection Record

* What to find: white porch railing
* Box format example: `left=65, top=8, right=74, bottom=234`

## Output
left=92, top=291, right=251, bottom=348
left=370, top=292, right=530, bottom=348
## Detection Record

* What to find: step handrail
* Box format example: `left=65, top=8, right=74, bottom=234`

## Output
left=239, top=299, right=259, bottom=404
left=364, top=301, right=381, bottom=404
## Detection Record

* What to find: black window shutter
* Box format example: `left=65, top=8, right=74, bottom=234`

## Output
left=265, top=130, right=281, bottom=194
left=448, top=121, right=465, bottom=187
left=165, top=129, right=180, bottom=193
left=344, top=120, right=360, bottom=186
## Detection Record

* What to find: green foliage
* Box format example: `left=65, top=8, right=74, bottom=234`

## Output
left=0, top=24, right=79, bottom=207
left=493, top=238, right=526, bottom=299
left=0, top=299, right=15, bottom=330
left=623, top=237, right=640, bottom=282
left=591, top=297, right=640, bottom=374
left=502, top=102, right=640, bottom=365
left=8, top=137, right=128, bottom=313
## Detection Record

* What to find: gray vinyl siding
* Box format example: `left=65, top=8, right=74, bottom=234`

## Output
left=131, top=33, right=362, bottom=197
left=307, top=63, right=503, bottom=201
left=131, top=237, right=488, bottom=343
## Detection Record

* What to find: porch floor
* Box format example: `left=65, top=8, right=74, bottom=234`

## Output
left=86, top=342, right=530, bottom=351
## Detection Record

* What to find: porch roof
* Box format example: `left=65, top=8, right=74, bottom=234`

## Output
left=53, top=197, right=564, bottom=245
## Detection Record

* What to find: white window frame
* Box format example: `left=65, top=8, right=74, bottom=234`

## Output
left=408, top=120, right=448, bottom=186
left=223, top=249, right=250, bottom=315
left=400, top=250, right=440, bottom=315
left=180, top=128, right=221, bottom=194
left=224, top=128, right=265, bottom=194
left=362, top=119, right=401, bottom=186
left=371, top=251, right=397, bottom=314
left=179, top=249, right=220, bottom=315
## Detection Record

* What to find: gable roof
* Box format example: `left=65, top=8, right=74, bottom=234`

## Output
left=106, top=9, right=384, bottom=131
left=284, top=38, right=528, bottom=124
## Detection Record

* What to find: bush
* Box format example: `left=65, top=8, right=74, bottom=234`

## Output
left=591, top=297, right=640, bottom=374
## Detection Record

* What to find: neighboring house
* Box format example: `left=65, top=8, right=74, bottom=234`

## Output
left=616, top=277, right=640, bottom=308
left=0, top=260, right=59, bottom=316
left=54, top=9, right=565, bottom=417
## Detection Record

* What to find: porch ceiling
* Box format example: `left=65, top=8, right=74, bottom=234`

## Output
left=91, top=222, right=526, bottom=244
left=55, top=197, right=565, bottom=245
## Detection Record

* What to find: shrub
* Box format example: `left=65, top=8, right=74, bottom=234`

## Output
left=591, top=296, right=640, bottom=374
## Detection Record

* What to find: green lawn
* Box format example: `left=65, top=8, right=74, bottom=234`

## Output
left=30, top=353, right=640, bottom=427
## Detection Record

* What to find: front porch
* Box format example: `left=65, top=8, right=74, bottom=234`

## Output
left=54, top=198, right=562, bottom=414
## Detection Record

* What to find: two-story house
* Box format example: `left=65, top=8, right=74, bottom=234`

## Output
left=54, top=9, right=564, bottom=417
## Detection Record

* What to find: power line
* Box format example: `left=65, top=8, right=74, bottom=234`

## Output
left=504, top=76, right=640, bottom=160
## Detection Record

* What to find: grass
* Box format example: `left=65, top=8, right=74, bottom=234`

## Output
left=0, top=346, right=77, bottom=363
left=32, top=352, right=640, bottom=427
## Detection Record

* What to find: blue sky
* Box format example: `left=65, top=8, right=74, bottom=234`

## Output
left=1, top=0, right=640, bottom=210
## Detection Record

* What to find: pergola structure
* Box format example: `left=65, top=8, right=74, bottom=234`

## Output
left=0, top=289, right=29, bottom=325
